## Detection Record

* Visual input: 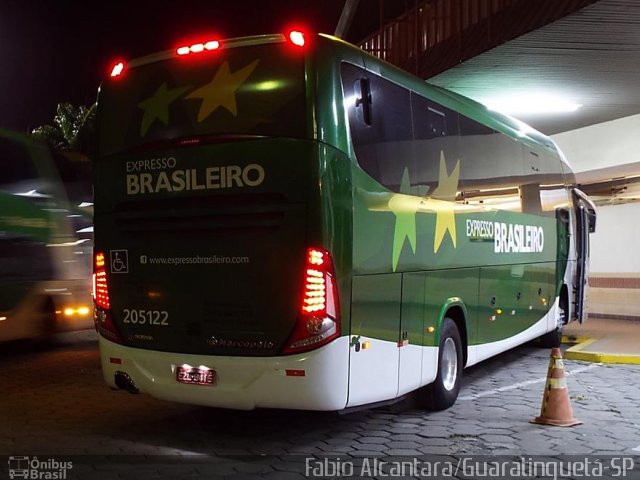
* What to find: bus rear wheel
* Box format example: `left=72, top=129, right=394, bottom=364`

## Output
left=418, top=318, right=462, bottom=411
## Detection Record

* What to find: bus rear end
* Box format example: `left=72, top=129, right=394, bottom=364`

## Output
left=94, top=33, right=349, bottom=410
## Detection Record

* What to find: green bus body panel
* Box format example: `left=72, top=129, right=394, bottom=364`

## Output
left=93, top=138, right=355, bottom=355
left=351, top=170, right=558, bottom=271
left=351, top=269, right=480, bottom=349
left=349, top=163, right=559, bottom=345
left=316, top=145, right=354, bottom=337
left=477, top=263, right=555, bottom=344
left=402, top=273, right=427, bottom=349
left=351, top=274, right=401, bottom=344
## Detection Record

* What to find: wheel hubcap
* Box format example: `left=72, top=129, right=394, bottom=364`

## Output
left=442, top=338, right=458, bottom=391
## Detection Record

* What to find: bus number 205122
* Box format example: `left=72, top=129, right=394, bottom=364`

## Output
left=122, top=309, right=169, bottom=326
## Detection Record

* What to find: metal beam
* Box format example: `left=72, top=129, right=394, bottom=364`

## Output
left=334, top=0, right=360, bottom=38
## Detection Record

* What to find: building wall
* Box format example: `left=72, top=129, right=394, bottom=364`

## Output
left=589, top=202, right=640, bottom=274
left=585, top=202, right=640, bottom=319
left=553, top=113, right=640, bottom=180
left=553, top=120, right=640, bottom=319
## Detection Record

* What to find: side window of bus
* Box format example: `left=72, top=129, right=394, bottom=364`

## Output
left=523, top=148, right=571, bottom=216
left=458, top=114, right=524, bottom=212
left=341, top=63, right=413, bottom=192
left=410, top=93, right=460, bottom=196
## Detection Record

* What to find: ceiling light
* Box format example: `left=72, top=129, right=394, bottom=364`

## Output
left=481, top=94, right=582, bottom=115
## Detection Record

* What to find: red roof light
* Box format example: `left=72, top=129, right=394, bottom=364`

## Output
left=288, top=30, right=305, bottom=47
left=110, top=62, right=125, bottom=77
left=176, top=40, right=220, bottom=56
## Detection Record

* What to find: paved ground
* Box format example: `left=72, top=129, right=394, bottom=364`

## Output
left=1, top=330, right=639, bottom=479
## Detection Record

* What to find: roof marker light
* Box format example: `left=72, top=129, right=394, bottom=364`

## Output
left=177, top=40, right=220, bottom=56
left=288, top=30, right=305, bottom=47
left=110, top=62, right=125, bottom=77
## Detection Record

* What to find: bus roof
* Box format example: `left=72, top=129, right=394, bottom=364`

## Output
left=103, top=32, right=566, bottom=168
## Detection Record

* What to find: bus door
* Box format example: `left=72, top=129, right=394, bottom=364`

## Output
left=571, top=188, right=596, bottom=323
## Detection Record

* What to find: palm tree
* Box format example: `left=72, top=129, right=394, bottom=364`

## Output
left=31, top=102, right=96, bottom=214
left=31, top=102, right=96, bottom=157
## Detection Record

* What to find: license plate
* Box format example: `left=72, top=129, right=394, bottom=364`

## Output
left=176, top=366, right=216, bottom=386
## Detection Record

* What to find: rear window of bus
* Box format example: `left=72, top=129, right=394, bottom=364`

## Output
left=98, top=42, right=307, bottom=157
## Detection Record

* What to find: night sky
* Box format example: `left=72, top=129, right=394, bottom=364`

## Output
left=1, top=0, right=365, bottom=133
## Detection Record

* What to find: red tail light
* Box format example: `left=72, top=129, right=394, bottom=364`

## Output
left=93, top=252, right=110, bottom=309
left=92, top=251, right=123, bottom=344
left=282, top=248, right=340, bottom=354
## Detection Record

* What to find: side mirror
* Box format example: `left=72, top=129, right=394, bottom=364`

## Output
left=354, top=78, right=372, bottom=126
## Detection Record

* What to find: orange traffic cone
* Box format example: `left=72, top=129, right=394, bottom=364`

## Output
left=530, top=347, right=582, bottom=427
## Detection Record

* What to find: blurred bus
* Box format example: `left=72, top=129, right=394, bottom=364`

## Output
left=0, top=129, right=92, bottom=342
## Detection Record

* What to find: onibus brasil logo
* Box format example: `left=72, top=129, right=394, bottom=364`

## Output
left=8, top=456, right=72, bottom=479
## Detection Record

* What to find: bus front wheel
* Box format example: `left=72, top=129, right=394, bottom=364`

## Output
left=419, top=318, right=463, bottom=411
left=536, top=299, right=567, bottom=348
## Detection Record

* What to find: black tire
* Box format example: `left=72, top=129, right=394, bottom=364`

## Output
left=537, top=327, right=562, bottom=348
left=418, top=318, right=463, bottom=411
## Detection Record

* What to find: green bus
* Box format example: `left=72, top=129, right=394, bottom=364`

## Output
left=93, top=31, right=595, bottom=411
left=0, top=129, right=93, bottom=342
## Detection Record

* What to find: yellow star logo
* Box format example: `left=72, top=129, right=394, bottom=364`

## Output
left=431, top=151, right=460, bottom=253
left=360, top=151, right=462, bottom=270
left=138, top=82, right=190, bottom=136
left=389, top=168, right=419, bottom=271
left=185, top=60, right=259, bottom=122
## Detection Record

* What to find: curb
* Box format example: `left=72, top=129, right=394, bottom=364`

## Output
left=563, top=337, right=640, bottom=365
left=561, top=334, right=590, bottom=344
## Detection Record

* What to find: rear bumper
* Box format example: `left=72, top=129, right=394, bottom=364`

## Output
left=98, top=335, right=350, bottom=410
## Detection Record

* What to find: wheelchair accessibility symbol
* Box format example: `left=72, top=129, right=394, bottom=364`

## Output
left=110, top=250, right=129, bottom=274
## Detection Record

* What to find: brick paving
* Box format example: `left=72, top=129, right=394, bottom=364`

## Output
left=1, top=330, right=639, bottom=479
